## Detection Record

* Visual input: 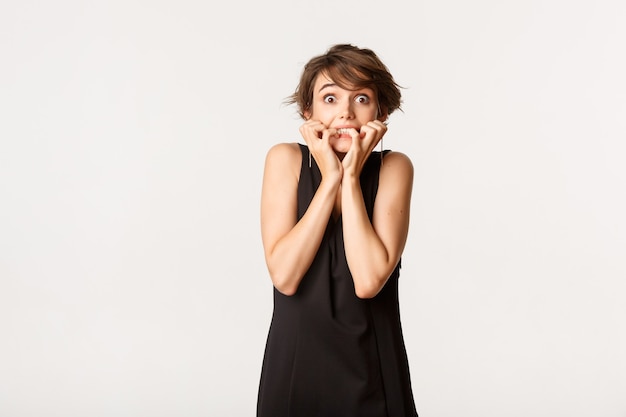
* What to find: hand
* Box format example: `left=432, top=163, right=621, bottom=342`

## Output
left=341, top=120, right=387, bottom=178
left=299, top=119, right=343, bottom=181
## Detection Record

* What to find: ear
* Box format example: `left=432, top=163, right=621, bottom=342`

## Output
left=376, top=104, right=388, bottom=123
left=303, top=109, right=312, bottom=120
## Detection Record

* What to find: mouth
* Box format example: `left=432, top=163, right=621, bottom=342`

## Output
left=336, top=127, right=359, bottom=135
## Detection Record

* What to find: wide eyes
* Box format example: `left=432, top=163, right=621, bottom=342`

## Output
left=355, top=94, right=370, bottom=104
left=322, top=93, right=371, bottom=104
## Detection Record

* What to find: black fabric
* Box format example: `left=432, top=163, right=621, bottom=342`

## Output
left=257, top=144, right=418, bottom=417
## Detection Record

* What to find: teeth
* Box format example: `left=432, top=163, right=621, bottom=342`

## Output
left=337, top=128, right=351, bottom=134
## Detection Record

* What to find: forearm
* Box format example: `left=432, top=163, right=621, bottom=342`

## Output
left=341, top=177, right=395, bottom=299
left=265, top=178, right=339, bottom=295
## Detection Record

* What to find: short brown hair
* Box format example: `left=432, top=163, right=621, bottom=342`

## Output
left=285, top=44, right=403, bottom=120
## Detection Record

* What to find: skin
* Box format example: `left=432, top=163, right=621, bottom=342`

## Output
left=261, top=72, right=414, bottom=298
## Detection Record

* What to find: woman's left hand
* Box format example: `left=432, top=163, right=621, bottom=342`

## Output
left=341, top=120, right=387, bottom=179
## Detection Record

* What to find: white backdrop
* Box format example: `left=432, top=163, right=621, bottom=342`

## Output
left=1, top=1, right=625, bottom=416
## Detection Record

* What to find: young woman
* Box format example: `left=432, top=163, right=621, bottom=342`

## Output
left=257, top=44, right=418, bottom=417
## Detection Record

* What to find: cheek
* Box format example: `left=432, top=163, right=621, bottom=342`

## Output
left=356, top=107, right=378, bottom=121
left=310, top=108, right=332, bottom=123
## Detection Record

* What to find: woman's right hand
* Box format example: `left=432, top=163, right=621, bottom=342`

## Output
left=299, top=119, right=343, bottom=182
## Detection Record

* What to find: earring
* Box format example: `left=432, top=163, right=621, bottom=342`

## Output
left=381, top=117, right=389, bottom=165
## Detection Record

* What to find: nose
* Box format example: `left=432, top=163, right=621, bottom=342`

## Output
left=337, top=100, right=355, bottom=119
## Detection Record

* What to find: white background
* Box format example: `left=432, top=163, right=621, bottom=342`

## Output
left=1, top=0, right=625, bottom=416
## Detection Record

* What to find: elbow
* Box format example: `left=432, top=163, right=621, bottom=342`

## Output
left=354, top=280, right=382, bottom=299
left=268, top=269, right=299, bottom=296
left=353, top=269, right=393, bottom=299
left=275, top=283, right=298, bottom=297
left=355, top=289, right=377, bottom=299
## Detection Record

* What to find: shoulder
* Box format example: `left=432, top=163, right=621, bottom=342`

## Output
left=264, top=142, right=303, bottom=178
left=265, top=142, right=302, bottom=162
left=380, top=150, right=414, bottom=178
left=376, top=150, right=414, bottom=204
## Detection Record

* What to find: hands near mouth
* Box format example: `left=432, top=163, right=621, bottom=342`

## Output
left=299, top=119, right=388, bottom=182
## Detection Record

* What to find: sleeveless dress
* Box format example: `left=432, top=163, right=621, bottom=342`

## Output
left=257, top=144, right=418, bottom=417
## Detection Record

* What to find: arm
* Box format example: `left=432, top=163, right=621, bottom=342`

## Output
left=341, top=151, right=414, bottom=298
left=260, top=142, right=340, bottom=296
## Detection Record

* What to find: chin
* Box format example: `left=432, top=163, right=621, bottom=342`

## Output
left=331, top=137, right=353, bottom=154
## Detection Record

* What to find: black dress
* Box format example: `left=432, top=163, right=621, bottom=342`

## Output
left=257, top=144, right=418, bottom=417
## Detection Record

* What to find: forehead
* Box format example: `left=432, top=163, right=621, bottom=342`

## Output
left=312, top=71, right=372, bottom=94
left=313, top=72, right=336, bottom=90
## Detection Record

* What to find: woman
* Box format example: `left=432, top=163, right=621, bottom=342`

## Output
left=257, top=44, right=418, bottom=417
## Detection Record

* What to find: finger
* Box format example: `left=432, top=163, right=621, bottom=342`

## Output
left=360, top=121, right=387, bottom=146
left=347, top=127, right=360, bottom=141
left=299, top=121, right=325, bottom=146
left=358, top=125, right=379, bottom=149
left=361, top=120, right=387, bottom=137
left=320, top=127, right=336, bottom=144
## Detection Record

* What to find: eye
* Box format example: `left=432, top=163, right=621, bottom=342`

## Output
left=323, top=94, right=336, bottom=103
left=355, top=94, right=370, bottom=104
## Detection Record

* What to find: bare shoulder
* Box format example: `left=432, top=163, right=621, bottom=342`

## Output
left=266, top=142, right=302, bottom=163
left=264, top=142, right=303, bottom=179
left=380, top=150, right=414, bottom=178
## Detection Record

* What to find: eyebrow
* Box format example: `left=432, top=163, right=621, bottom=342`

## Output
left=318, top=83, right=337, bottom=93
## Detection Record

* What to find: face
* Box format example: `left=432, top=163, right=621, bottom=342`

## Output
left=305, top=72, right=379, bottom=153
